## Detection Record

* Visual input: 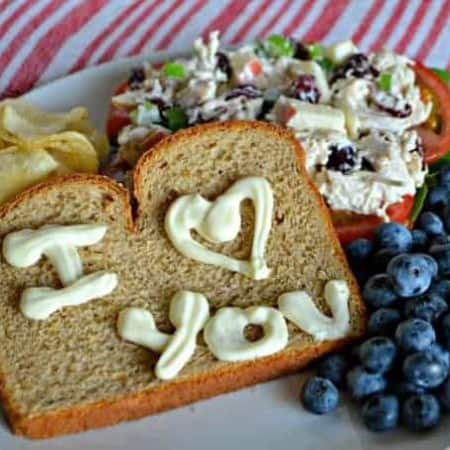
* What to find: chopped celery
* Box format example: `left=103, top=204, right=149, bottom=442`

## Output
left=263, top=35, right=294, bottom=58
left=163, top=62, right=186, bottom=80
left=166, top=107, right=188, bottom=131
left=308, top=43, right=324, bottom=60
left=377, top=73, right=392, bottom=92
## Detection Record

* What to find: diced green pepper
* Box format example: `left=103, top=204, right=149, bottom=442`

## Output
left=163, top=62, right=186, bottom=80
left=431, top=68, right=450, bottom=84
left=165, top=107, right=188, bottom=131
left=377, top=73, right=392, bottom=92
left=307, top=43, right=324, bottom=60
left=263, top=35, right=294, bottom=58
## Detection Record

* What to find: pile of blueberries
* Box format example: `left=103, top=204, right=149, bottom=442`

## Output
left=301, top=167, right=450, bottom=433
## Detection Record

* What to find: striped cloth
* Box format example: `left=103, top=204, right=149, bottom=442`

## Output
left=0, top=0, right=449, bottom=100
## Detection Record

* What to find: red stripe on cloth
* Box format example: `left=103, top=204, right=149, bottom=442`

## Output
left=282, top=0, right=316, bottom=37
left=369, top=0, right=408, bottom=51
left=4, top=0, right=108, bottom=98
left=302, top=0, right=348, bottom=42
left=415, top=2, right=450, bottom=63
left=0, top=0, right=63, bottom=77
left=201, top=0, right=247, bottom=39
left=129, top=0, right=186, bottom=56
left=156, top=0, right=207, bottom=50
left=71, top=0, right=143, bottom=73
left=257, top=0, right=291, bottom=38
left=230, top=0, right=273, bottom=44
left=352, top=0, right=385, bottom=45
left=394, top=0, right=428, bottom=54
left=97, top=1, right=161, bottom=63
left=0, top=0, right=34, bottom=40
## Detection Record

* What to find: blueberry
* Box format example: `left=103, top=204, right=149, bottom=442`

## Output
left=439, top=164, right=450, bottom=191
left=428, top=343, right=450, bottom=370
left=345, top=238, right=374, bottom=265
left=395, top=318, right=436, bottom=353
left=301, top=376, right=339, bottom=414
left=429, top=244, right=450, bottom=277
left=442, top=206, right=450, bottom=233
left=411, top=229, right=428, bottom=251
left=361, top=394, right=399, bottom=432
left=374, top=223, right=412, bottom=252
left=439, top=313, right=450, bottom=350
left=359, top=337, right=397, bottom=374
left=363, top=274, right=398, bottom=307
left=367, top=308, right=402, bottom=336
left=425, top=186, right=448, bottom=212
left=403, top=351, right=448, bottom=389
left=346, top=366, right=386, bottom=400
left=401, top=394, right=440, bottom=431
left=428, top=279, right=450, bottom=301
left=394, top=380, right=426, bottom=398
left=387, top=254, right=436, bottom=297
left=438, top=378, right=450, bottom=411
left=317, top=354, right=349, bottom=388
left=404, top=292, right=448, bottom=323
left=418, top=212, right=444, bottom=236
left=372, top=248, right=399, bottom=272
left=429, top=234, right=450, bottom=248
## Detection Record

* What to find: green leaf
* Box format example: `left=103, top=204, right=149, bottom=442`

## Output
left=163, top=62, right=186, bottom=80
left=377, top=73, right=392, bottom=92
left=165, top=107, right=187, bottom=131
left=429, top=149, right=450, bottom=173
left=263, top=35, right=294, bottom=58
left=308, top=43, right=324, bottom=60
left=410, top=182, right=428, bottom=223
left=431, top=68, right=450, bottom=84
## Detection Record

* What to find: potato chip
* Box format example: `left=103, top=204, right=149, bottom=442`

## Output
left=0, top=100, right=108, bottom=160
left=0, top=100, right=111, bottom=204
left=37, top=131, right=99, bottom=173
left=0, top=147, right=61, bottom=204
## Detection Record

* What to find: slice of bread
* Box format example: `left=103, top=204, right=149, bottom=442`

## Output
left=0, top=121, right=365, bottom=439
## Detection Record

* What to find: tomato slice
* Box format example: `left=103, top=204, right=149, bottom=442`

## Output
left=333, top=195, right=414, bottom=246
left=414, top=63, right=450, bottom=164
left=106, top=81, right=131, bottom=144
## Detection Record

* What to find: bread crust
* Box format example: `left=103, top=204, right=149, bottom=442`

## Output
left=0, top=121, right=365, bottom=439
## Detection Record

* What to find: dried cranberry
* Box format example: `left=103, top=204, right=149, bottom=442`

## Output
left=216, top=52, right=232, bottom=79
left=291, top=40, right=311, bottom=60
left=326, top=145, right=357, bottom=174
left=289, top=75, right=320, bottom=103
left=225, top=84, right=262, bottom=100
left=331, top=53, right=379, bottom=84
left=128, top=66, right=146, bottom=89
left=372, top=91, right=412, bottom=118
left=361, top=157, right=375, bottom=172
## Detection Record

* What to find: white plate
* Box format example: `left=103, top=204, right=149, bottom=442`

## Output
left=0, top=53, right=449, bottom=450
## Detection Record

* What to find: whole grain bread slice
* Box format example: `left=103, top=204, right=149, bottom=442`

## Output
left=0, top=121, right=365, bottom=439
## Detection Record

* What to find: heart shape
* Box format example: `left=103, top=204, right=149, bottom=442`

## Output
left=164, top=176, right=273, bottom=280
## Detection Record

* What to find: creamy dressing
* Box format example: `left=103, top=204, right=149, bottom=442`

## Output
left=117, top=290, right=210, bottom=380
left=278, top=280, right=350, bottom=341
left=204, top=306, right=288, bottom=362
left=165, top=176, right=273, bottom=280
left=113, top=33, right=431, bottom=219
